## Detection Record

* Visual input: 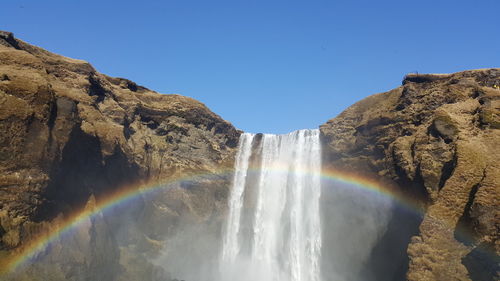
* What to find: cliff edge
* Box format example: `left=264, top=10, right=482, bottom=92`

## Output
left=1, top=30, right=498, bottom=281
left=0, top=31, right=240, bottom=280
left=321, top=69, right=499, bottom=280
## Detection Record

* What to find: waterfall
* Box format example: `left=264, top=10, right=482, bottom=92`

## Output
left=221, top=133, right=255, bottom=263
left=221, top=129, right=322, bottom=281
left=157, top=128, right=394, bottom=281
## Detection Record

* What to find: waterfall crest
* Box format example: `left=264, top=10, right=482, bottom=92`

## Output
left=221, top=129, right=322, bottom=281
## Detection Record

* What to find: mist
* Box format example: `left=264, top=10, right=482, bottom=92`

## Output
left=153, top=130, right=416, bottom=281
left=4, top=131, right=421, bottom=281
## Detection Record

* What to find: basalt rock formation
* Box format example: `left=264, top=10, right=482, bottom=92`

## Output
left=320, top=69, right=499, bottom=281
left=0, top=31, right=240, bottom=280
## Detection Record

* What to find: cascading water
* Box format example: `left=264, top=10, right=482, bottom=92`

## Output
left=156, top=128, right=395, bottom=281
left=220, top=129, right=322, bottom=281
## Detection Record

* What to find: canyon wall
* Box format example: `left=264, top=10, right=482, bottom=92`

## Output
left=0, top=31, right=240, bottom=280
left=320, top=69, right=499, bottom=281
left=0, top=31, right=498, bottom=280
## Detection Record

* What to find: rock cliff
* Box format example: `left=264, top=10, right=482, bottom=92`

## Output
left=0, top=31, right=240, bottom=280
left=0, top=31, right=498, bottom=281
left=320, top=69, right=499, bottom=281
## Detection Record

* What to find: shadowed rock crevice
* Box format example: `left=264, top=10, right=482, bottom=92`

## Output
left=88, top=74, right=109, bottom=103
left=462, top=243, right=500, bottom=281
left=454, top=168, right=487, bottom=247
left=437, top=154, right=457, bottom=191
left=361, top=205, right=423, bottom=281
left=413, top=164, right=432, bottom=203
left=104, top=76, right=147, bottom=93
left=122, top=117, right=135, bottom=139
left=35, top=125, right=106, bottom=220
left=47, top=98, right=58, bottom=131
left=37, top=123, right=143, bottom=221
left=0, top=31, right=20, bottom=49
left=454, top=182, right=481, bottom=246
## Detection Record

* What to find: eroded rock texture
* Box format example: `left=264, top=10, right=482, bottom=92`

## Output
left=320, top=69, right=499, bottom=281
left=1, top=30, right=498, bottom=281
left=0, top=31, right=240, bottom=280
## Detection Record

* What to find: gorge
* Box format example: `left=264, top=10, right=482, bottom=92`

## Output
left=0, top=31, right=499, bottom=281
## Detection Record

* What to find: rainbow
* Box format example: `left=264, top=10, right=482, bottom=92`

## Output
left=0, top=167, right=422, bottom=276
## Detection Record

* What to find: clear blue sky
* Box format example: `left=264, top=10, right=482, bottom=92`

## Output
left=2, top=0, right=499, bottom=133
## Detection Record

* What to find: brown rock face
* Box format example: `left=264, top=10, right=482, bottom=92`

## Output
left=320, top=69, right=499, bottom=281
left=0, top=31, right=240, bottom=280
left=1, top=30, right=498, bottom=281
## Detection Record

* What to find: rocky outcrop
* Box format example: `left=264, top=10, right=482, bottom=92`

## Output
left=320, top=69, right=499, bottom=281
left=0, top=31, right=240, bottom=280
left=1, top=30, right=498, bottom=281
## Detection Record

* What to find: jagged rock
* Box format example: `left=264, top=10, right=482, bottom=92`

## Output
left=321, top=69, right=500, bottom=281
left=0, top=31, right=240, bottom=280
left=1, top=30, right=499, bottom=281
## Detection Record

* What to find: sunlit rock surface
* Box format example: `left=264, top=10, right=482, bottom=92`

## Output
left=320, top=69, right=500, bottom=281
left=0, top=30, right=498, bottom=281
left=0, top=31, right=240, bottom=280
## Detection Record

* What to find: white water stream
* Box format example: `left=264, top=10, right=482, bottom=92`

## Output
left=221, top=129, right=322, bottom=281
